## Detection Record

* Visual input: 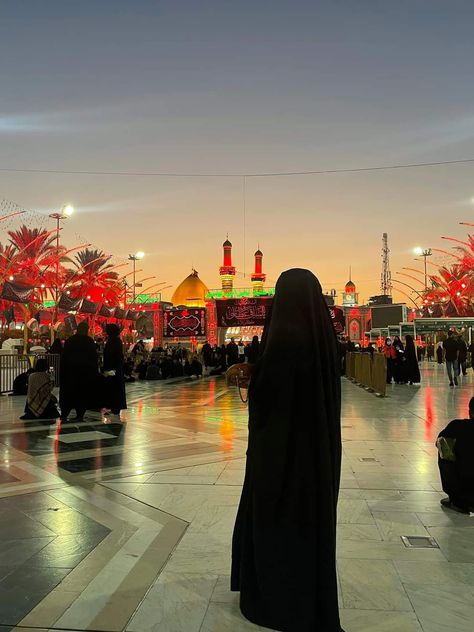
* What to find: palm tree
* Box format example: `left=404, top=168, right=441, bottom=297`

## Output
left=6, top=226, right=66, bottom=296
left=65, top=248, right=123, bottom=305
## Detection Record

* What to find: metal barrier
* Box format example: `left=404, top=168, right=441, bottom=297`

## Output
left=345, top=352, right=386, bottom=397
left=0, top=354, right=60, bottom=394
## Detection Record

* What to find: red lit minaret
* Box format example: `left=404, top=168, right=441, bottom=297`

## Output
left=219, top=236, right=236, bottom=293
left=251, top=246, right=266, bottom=295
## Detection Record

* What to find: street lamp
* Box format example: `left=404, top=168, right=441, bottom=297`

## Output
left=413, top=247, right=432, bottom=290
left=49, top=205, right=74, bottom=338
left=128, top=251, right=145, bottom=305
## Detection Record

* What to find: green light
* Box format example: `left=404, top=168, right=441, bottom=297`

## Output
left=42, top=300, right=55, bottom=308
left=205, top=288, right=275, bottom=299
left=135, top=293, right=161, bottom=304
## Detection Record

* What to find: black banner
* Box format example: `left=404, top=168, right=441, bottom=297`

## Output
left=99, top=304, right=116, bottom=318
left=0, top=281, right=35, bottom=303
left=215, top=297, right=272, bottom=327
left=58, top=294, right=82, bottom=311
left=164, top=308, right=206, bottom=337
left=64, top=315, right=77, bottom=331
left=80, top=299, right=99, bottom=315
left=328, top=306, right=345, bottom=335
left=114, top=307, right=126, bottom=320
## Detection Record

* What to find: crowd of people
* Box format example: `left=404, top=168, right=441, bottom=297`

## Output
left=344, top=331, right=473, bottom=387
left=13, top=329, right=262, bottom=422
left=382, top=334, right=421, bottom=384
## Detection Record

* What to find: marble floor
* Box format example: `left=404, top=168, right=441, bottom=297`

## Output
left=0, top=364, right=473, bottom=631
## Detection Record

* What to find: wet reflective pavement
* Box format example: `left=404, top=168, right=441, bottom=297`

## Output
left=0, top=367, right=473, bottom=631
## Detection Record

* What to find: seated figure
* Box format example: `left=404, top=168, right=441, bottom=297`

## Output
left=20, top=359, right=59, bottom=421
left=437, top=396, right=474, bottom=514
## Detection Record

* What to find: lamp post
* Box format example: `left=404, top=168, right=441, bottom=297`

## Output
left=49, top=205, right=74, bottom=339
left=414, top=247, right=432, bottom=290
left=128, top=251, right=145, bottom=305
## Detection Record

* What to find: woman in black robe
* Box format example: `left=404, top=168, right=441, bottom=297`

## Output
left=246, top=335, right=260, bottom=364
left=403, top=335, right=421, bottom=384
left=231, top=268, right=343, bottom=632
left=103, top=324, right=127, bottom=416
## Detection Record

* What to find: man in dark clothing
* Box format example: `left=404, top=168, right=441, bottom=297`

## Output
left=59, top=322, right=99, bottom=421
left=226, top=338, right=239, bottom=367
left=457, top=336, right=468, bottom=376
left=201, top=341, right=213, bottom=369
left=443, top=330, right=459, bottom=387
left=437, top=397, right=474, bottom=514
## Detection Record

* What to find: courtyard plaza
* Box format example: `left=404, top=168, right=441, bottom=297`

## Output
left=0, top=365, right=473, bottom=632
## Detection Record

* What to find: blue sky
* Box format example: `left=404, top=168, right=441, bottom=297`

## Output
left=1, top=1, right=474, bottom=301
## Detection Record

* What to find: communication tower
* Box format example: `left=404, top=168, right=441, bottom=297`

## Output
left=381, top=232, right=392, bottom=297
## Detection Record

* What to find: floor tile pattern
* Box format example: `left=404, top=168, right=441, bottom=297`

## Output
left=0, top=365, right=473, bottom=630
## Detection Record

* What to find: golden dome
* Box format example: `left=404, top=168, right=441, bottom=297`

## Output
left=171, top=270, right=209, bottom=308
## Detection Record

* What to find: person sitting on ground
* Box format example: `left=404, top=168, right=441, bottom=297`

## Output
left=184, top=355, right=203, bottom=378
left=136, top=359, right=149, bottom=380
left=20, top=359, right=59, bottom=420
left=123, top=357, right=136, bottom=382
left=436, top=396, right=474, bottom=514
left=146, top=359, right=161, bottom=380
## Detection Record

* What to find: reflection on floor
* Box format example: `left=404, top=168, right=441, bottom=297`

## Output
left=0, top=365, right=473, bottom=631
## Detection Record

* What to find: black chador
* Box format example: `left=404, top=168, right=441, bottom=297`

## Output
left=403, top=335, right=421, bottom=384
left=231, top=269, right=343, bottom=632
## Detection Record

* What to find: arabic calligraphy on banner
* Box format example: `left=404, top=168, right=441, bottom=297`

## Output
left=215, top=297, right=273, bottom=327
left=164, top=308, right=206, bottom=337
left=328, top=306, right=346, bottom=335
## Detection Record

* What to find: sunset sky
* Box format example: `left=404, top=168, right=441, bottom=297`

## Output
left=1, top=1, right=474, bottom=304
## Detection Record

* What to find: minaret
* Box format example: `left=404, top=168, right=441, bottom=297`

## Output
left=342, top=266, right=358, bottom=307
left=251, top=246, right=266, bottom=295
left=219, top=236, right=236, bottom=293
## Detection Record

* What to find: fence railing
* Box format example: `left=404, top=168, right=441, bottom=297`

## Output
left=0, top=353, right=60, bottom=394
left=345, top=352, right=386, bottom=397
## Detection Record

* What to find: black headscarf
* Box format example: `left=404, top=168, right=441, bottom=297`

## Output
left=231, top=268, right=342, bottom=632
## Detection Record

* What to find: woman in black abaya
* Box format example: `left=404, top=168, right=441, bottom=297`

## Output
left=403, top=335, right=421, bottom=385
left=103, top=324, right=127, bottom=416
left=231, top=269, right=343, bottom=632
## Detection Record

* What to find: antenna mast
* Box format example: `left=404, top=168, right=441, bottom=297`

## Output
left=381, top=232, right=392, bottom=296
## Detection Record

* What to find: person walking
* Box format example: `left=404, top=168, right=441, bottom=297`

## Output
left=59, top=321, right=99, bottom=421
left=436, top=341, right=444, bottom=364
left=201, top=340, right=213, bottom=370
left=457, top=336, right=468, bottom=376
left=443, top=330, right=460, bottom=387
left=103, top=324, right=127, bottom=418
left=231, top=269, right=343, bottom=632
left=226, top=337, right=239, bottom=367
left=237, top=340, right=246, bottom=363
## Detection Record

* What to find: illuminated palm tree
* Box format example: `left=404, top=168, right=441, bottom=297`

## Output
left=65, top=248, right=123, bottom=305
